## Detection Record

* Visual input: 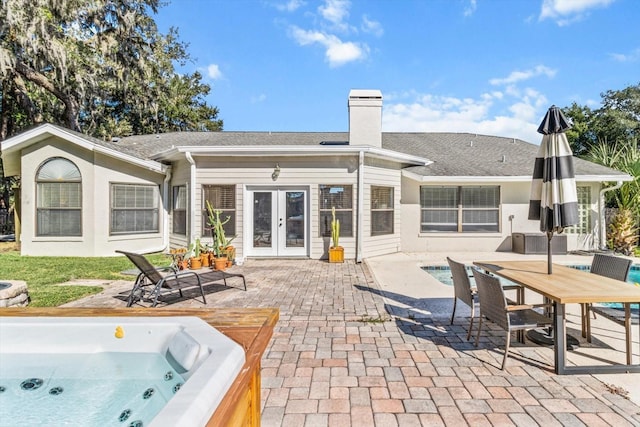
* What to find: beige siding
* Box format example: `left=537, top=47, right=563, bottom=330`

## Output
left=192, top=155, right=359, bottom=260
left=361, top=161, right=402, bottom=258
left=168, top=159, right=191, bottom=250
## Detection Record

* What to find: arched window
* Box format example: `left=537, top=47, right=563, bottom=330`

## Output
left=36, top=158, right=82, bottom=236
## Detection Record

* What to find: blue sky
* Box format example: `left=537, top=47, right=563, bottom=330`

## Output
left=155, top=0, right=638, bottom=144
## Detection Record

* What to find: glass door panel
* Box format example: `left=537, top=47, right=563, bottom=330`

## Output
left=253, top=192, right=273, bottom=248
left=285, top=191, right=305, bottom=248
left=248, top=187, right=307, bottom=257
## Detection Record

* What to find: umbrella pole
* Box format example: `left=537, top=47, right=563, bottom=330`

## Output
left=546, top=231, right=553, bottom=274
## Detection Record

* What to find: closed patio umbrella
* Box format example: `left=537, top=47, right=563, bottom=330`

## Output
left=528, top=105, right=578, bottom=274
left=527, top=105, right=580, bottom=348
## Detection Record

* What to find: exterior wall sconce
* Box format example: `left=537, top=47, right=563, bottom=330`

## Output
left=271, top=163, right=280, bottom=181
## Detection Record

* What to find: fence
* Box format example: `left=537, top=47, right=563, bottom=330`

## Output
left=0, top=209, right=13, bottom=234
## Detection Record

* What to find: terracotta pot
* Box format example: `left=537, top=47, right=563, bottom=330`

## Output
left=213, top=256, right=228, bottom=271
left=190, top=257, right=202, bottom=269
left=201, top=254, right=210, bottom=267
left=223, top=245, right=236, bottom=262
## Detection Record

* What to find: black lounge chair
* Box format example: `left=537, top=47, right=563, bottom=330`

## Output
left=117, top=250, right=246, bottom=307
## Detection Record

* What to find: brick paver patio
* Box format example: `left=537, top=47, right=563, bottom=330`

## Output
left=64, top=258, right=640, bottom=426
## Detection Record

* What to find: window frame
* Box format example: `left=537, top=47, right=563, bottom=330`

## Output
left=319, top=184, right=353, bottom=238
left=371, top=186, right=394, bottom=236
left=420, top=185, right=501, bottom=233
left=110, top=183, right=160, bottom=235
left=172, top=185, right=187, bottom=235
left=202, top=185, right=236, bottom=239
left=566, top=186, right=591, bottom=234
left=35, top=157, right=82, bottom=237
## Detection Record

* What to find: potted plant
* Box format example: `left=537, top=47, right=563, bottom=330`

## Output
left=200, top=242, right=211, bottom=267
left=206, top=201, right=236, bottom=271
left=189, top=239, right=202, bottom=269
left=328, top=207, right=344, bottom=263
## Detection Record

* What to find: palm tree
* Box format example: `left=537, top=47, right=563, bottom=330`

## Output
left=585, top=138, right=640, bottom=253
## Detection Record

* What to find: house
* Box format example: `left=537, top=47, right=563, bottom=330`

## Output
left=1, top=90, right=631, bottom=260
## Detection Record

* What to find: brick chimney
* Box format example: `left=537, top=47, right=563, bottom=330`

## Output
left=348, top=89, right=382, bottom=148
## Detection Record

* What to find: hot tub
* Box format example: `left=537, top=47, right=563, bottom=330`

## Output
left=0, top=316, right=246, bottom=427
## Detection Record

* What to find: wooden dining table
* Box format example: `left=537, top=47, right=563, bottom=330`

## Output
left=473, top=260, right=640, bottom=375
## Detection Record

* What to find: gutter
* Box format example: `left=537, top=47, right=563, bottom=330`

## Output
left=598, top=181, right=623, bottom=250
left=162, top=166, right=173, bottom=251
left=153, top=145, right=431, bottom=166
left=356, top=150, right=364, bottom=263
left=186, top=152, right=196, bottom=247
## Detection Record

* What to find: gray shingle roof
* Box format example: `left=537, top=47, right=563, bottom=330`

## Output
left=108, top=130, right=624, bottom=179
left=380, top=132, right=623, bottom=178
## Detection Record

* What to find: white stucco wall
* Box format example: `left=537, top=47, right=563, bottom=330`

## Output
left=19, top=136, right=166, bottom=257
left=400, top=177, right=602, bottom=253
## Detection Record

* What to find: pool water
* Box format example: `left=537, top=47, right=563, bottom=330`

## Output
left=0, top=352, right=184, bottom=427
left=422, top=264, right=640, bottom=309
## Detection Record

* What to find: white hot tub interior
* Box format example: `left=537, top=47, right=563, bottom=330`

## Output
left=0, top=316, right=246, bottom=427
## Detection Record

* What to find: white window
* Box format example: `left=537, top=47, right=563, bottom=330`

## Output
left=420, top=186, right=500, bottom=232
left=371, top=186, right=394, bottom=236
left=202, top=185, right=236, bottom=238
left=36, top=158, right=82, bottom=236
left=566, top=186, right=591, bottom=234
left=172, top=186, right=187, bottom=235
left=319, top=185, right=353, bottom=237
left=110, top=184, right=159, bottom=235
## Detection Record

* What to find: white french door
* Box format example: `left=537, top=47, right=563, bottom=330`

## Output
left=247, top=187, right=307, bottom=257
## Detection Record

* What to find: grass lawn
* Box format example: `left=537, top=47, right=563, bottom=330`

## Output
left=0, top=243, right=170, bottom=307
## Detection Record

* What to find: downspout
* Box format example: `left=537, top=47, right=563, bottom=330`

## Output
left=136, top=167, right=173, bottom=255
left=599, top=181, right=623, bottom=250
left=162, top=166, right=173, bottom=251
left=356, top=150, right=364, bottom=263
left=186, top=152, right=196, bottom=247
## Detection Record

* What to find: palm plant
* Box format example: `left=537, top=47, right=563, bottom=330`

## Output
left=608, top=208, right=638, bottom=255
left=585, top=138, right=640, bottom=252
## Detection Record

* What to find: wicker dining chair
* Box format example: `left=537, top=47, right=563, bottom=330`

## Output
left=447, top=257, right=477, bottom=341
left=582, top=254, right=636, bottom=364
left=472, top=268, right=552, bottom=370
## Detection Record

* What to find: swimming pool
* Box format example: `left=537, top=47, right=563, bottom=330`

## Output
left=0, top=316, right=246, bottom=427
left=422, top=264, right=640, bottom=308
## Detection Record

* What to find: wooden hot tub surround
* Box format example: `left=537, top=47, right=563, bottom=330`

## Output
left=1, top=307, right=279, bottom=427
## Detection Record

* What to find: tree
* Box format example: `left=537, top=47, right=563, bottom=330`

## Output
left=0, top=0, right=222, bottom=140
left=563, top=83, right=640, bottom=156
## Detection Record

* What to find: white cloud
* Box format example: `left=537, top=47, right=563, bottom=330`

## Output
left=207, top=64, right=223, bottom=80
left=250, top=94, right=267, bottom=103
left=318, top=0, right=350, bottom=26
left=289, top=26, right=368, bottom=67
left=464, top=0, right=477, bottom=17
left=610, top=47, right=640, bottom=62
left=489, top=65, right=556, bottom=86
left=540, top=0, right=616, bottom=25
left=381, top=88, right=547, bottom=144
left=282, top=0, right=377, bottom=67
left=361, top=15, right=383, bottom=37
left=274, top=0, right=305, bottom=12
